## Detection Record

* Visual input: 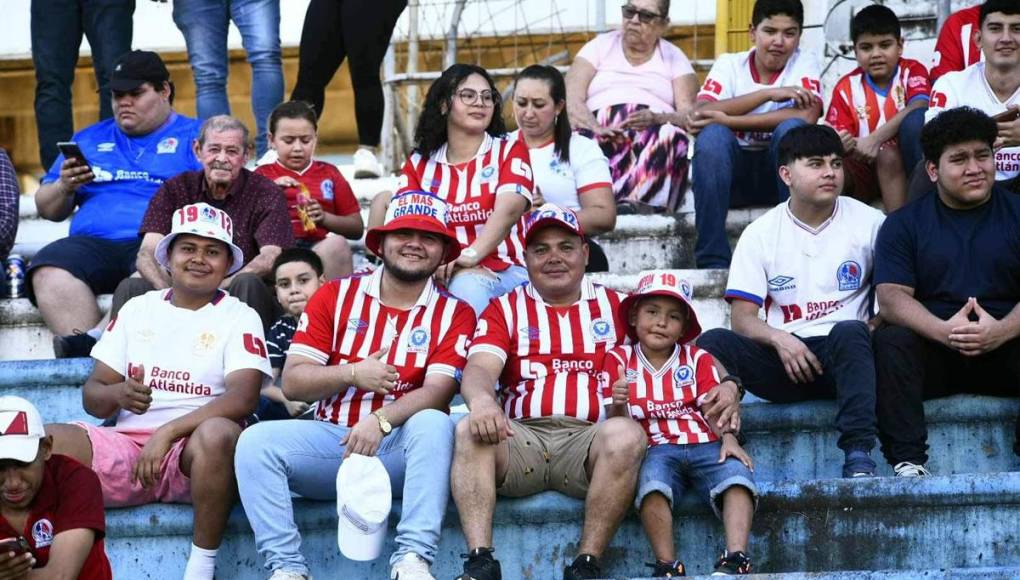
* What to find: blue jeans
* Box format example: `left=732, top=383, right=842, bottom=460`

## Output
left=691, top=118, right=806, bottom=268
left=172, top=0, right=283, bottom=156
left=31, top=0, right=135, bottom=169
left=448, top=264, right=529, bottom=317
left=636, top=441, right=758, bottom=518
left=698, top=321, right=878, bottom=452
left=897, top=107, right=926, bottom=174
left=234, top=410, right=454, bottom=574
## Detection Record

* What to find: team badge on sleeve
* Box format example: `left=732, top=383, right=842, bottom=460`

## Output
left=837, top=261, right=862, bottom=291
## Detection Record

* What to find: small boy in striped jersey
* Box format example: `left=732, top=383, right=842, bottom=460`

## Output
left=603, top=273, right=756, bottom=576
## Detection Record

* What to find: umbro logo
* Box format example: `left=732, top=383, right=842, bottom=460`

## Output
left=768, top=275, right=796, bottom=291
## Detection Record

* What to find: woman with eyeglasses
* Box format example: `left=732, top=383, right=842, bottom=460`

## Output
left=370, top=63, right=534, bottom=316
left=566, top=0, right=698, bottom=213
left=511, top=64, right=616, bottom=272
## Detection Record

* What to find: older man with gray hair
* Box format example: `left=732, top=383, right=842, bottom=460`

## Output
left=110, top=115, right=294, bottom=329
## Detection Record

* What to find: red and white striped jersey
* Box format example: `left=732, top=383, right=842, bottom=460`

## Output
left=931, top=5, right=981, bottom=84
left=398, top=134, right=534, bottom=272
left=469, top=279, right=627, bottom=422
left=825, top=59, right=930, bottom=139
left=288, top=268, right=476, bottom=427
left=603, top=343, right=719, bottom=447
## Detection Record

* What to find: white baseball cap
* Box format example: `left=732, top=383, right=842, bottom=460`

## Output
left=0, top=397, right=45, bottom=463
left=336, top=454, right=392, bottom=561
left=154, top=202, right=245, bottom=275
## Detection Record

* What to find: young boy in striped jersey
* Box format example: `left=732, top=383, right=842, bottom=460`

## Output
left=603, top=273, right=756, bottom=577
left=825, top=4, right=930, bottom=212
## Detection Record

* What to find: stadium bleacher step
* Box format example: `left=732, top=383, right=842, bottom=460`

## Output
left=82, top=470, right=1020, bottom=578
left=5, top=355, right=1018, bottom=577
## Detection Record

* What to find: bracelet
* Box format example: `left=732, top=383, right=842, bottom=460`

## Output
left=349, top=363, right=357, bottom=385
left=720, top=374, right=745, bottom=400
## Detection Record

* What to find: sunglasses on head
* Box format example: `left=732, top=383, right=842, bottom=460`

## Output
left=621, top=4, right=663, bottom=24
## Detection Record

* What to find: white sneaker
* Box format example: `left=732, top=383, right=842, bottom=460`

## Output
left=894, top=461, right=932, bottom=477
left=268, top=570, right=311, bottom=580
left=353, top=148, right=384, bottom=178
left=390, top=553, right=434, bottom=580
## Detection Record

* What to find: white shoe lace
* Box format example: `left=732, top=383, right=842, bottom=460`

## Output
left=390, top=553, right=434, bottom=580
left=894, top=461, right=932, bottom=477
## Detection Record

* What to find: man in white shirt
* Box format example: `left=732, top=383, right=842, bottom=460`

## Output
left=688, top=0, right=823, bottom=268
left=45, top=203, right=273, bottom=580
left=924, top=0, right=1020, bottom=191
left=697, top=125, right=884, bottom=478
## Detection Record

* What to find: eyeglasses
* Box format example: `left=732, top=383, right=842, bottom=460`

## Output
left=456, top=89, right=499, bottom=107
left=621, top=4, right=664, bottom=24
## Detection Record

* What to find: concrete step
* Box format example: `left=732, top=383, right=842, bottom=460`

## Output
left=0, top=269, right=732, bottom=360
left=8, top=357, right=1018, bottom=480
left=90, top=471, right=1020, bottom=578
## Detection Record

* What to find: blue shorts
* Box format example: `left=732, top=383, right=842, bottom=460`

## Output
left=636, top=440, right=758, bottom=519
left=26, top=236, right=140, bottom=304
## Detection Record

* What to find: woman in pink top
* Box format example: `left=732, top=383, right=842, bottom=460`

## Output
left=566, top=0, right=698, bottom=213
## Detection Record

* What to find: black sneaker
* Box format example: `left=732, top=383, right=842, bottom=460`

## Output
left=52, top=330, right=97, bottom=358
left=712, top=550, right=752, bottom=575
left=457, top=547, right=501, bottom=580
left=646, top=559, right=686, bottom=577
left=563, top=554, right=601, bottom=580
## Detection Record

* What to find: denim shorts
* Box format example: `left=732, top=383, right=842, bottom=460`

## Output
left=636, top=440, right=758, bottom=519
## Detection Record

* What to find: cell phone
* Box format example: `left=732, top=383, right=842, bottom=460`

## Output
left=57, top=141, right=90, bottom=168
left=0, top=536, right=30, bottom=556
left=993, top=108, right=1020, bottom=123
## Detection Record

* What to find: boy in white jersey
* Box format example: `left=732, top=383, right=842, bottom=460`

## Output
left=689, top=0, right=822, bottom=268
left=603, top=273, right=756, bottom=577
left=698, top=125, right=884, bottom=478
left=926, top=0, right=1020, bottom=189
left=45, top=202, right=273, bottom=580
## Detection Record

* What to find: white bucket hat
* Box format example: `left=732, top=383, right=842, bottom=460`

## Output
left=0, top=396, right=46, bottom=463
left=336, top=454, right=392, bottom=561
left=154, top=202, right=245, bottom=275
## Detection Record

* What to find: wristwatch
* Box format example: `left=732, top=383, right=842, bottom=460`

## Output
left=372, top=410, right=392, bottom=435
left=720, top=374, right=746, bottom=400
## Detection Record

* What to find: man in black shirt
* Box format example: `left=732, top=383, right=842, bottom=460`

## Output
left=873, top=107, right=1020, bottom=477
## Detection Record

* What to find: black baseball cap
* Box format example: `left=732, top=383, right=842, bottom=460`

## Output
left=109, top=50, right=170, bottom=92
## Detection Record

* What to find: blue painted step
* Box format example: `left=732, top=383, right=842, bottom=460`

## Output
left=8, top=358, right=1018, bottom=481
left=97, top=472, right=1020, bottom=578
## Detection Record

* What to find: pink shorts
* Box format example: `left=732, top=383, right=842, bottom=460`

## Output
left=75, top=422, right=192, bottom=507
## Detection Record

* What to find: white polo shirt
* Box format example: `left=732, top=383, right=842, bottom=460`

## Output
left=928, top=62, right=1020, bottom=181
left=91, top=289, right=273, bottom=430
left=724, top=197, right=885, bottom=338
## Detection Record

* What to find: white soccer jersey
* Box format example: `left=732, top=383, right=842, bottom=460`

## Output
left=697, top=48, right=822, bottom=149
left=724, top=197, right=885, bottom=338
left=510, top=131, right=612, bottom=211
left=927, top=62, right=1020, bottom=181
left=91, top=289, right=273, bottom=430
